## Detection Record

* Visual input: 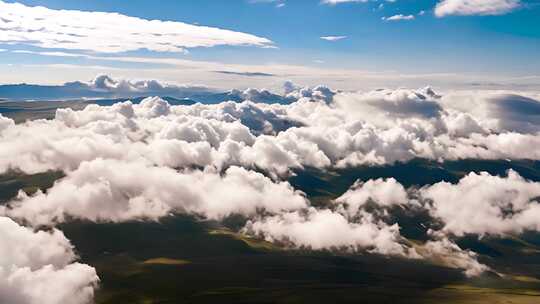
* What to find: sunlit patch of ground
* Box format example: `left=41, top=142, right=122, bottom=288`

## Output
left=511, top=276, right=540, bottom=283
left=422, top=284, right=540, bottom=304
left=208, top=228, right=281, bottom=251
left=142, top=258, right=191, bottom=266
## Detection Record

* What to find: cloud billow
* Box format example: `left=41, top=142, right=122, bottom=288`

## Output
left=0, top=217, right=98, bottom=304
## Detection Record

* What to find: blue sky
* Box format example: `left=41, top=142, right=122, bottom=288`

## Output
left=0, top=0, right=539, bottom=90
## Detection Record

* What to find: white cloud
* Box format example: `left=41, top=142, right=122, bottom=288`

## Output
left=435, top=0, right=521, bottom=17
left=243, top=207, right=413, bottom=256
left=0, top=217, right=98, bottom=304
left=242, top=183, right=492, bottom=276
left=332, top=169, right=540, bottom=240
left=382, top=14, right=416, bottom=21
left=416, top=238, right=490, bottom=277
left=421, top=170, right=540, bottom=237
left=0, top=115, right=14, bottom=133
left=335, top=178, right=408, bottom=217
left=4, top=159, right=308, bottom=225
left=440, top=92, right=540, bottom=134
left=320, top=36, right=347, bottom=41
left=0, top=1, right=273, bottom=53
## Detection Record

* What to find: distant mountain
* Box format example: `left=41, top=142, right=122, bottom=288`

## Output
left=0, top=82, right=109, bottom=100
left=0, top=75, right=216, bottom=102
left=0, top=80, right=293, bottom=105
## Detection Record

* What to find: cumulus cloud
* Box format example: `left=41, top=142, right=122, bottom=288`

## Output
left=0, top=217, right=98, bottom=304
left=435, top=0, right=521, bottom=17
left=484, top=94, right=540, bottom=133
left=0, top=1, right=273, bottom=53
left=281, top=82, right=336, bottom=104
left=221, top=88, right=296, bottom=105
left=335, top=178, right=409, bottom=217
left=325, top=168, right=540, bottom=276
left=334, top=88, right=443, bottom=122
left=334, top=169, right=540, bottom=240
left=0, top=97, right=302, bottom=175
left=4, top=159, right=308, bottom=225
left=242, top=176, right=492, bottom=276
left=421, top=170, right=540, bottom=237
left=243, top=207, right=412, bottom=256
left=440, top=91, right=540, bottom=133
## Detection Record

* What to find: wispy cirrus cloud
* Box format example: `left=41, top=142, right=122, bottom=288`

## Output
left=214, top=71, right=276, bottom=77
left=0, top=1, right=273, bottom=54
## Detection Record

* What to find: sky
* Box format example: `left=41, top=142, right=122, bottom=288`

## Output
left=0, top=0, right=539, bottom=90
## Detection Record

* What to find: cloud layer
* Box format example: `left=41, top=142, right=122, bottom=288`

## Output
left=2, top=83, right=540, bottom=299
left=1, top=85, right=540, bottom=175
